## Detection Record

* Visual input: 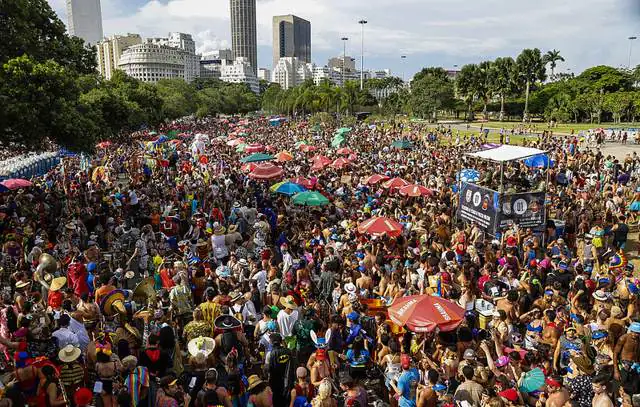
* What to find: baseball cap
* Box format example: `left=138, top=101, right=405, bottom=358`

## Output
left=498, top=388, right=519, bottom=402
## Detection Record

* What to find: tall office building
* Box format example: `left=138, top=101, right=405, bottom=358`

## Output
left=230, top=0, right=258, bottom=75
left=66, top=0, right=104, bottom=46
left=272, top=15, right=311, bottom=69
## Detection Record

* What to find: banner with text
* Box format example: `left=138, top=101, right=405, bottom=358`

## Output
left=497, top=191, right=546, bottom=230
left=457, top=182, right=500, bottom=233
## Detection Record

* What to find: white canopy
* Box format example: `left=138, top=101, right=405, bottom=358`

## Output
left=466, top=145, right=546, bottom=163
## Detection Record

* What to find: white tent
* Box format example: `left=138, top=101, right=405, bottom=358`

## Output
left=466, top=145, right=546, bottom=163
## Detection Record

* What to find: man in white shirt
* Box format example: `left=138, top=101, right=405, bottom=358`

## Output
left=52, top=314, right=80, bottom=349
left=281, top=244, right=293, bottom=277
left=251, top=267, right=267, bottom=296
left=277, top=296, right=299, bottom=338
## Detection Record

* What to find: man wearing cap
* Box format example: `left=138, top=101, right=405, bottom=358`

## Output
left=457, top=349, right=489, bottom=385
left=391, top=354, right=420, bottom=407
left=541, top=376, right=569, bottom=407
left=553, top=323, right=583, bottom=372
left=247, top=374, right=273, bottom=407
left=195, top=368, right=232, bottom=407
left=613, top=322, right=640, bottom=381
left=156, top=375, right=191, bottom=407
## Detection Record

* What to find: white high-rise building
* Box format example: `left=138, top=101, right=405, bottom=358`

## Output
left=145, top=33, right=199, bottom=82
left=230, top=0, right=258, bottom=74
left=66, top=0, right=104, bottom=46
left=202, top=49, right=234, bottom=62
left=96, top=34, right=142, bottom=79
left=221, top=57, right=260, bottom=93
left=118, top=42, right=198, bottom=83
left=272, top=57, right=313, bottom=89
left=258, top=68, right=271, bottom=82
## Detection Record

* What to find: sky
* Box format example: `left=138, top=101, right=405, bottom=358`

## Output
left=48, top=0, right=640, bottom=80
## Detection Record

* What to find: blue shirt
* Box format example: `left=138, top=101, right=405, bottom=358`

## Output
left=397, top=368, right=420, bottom=407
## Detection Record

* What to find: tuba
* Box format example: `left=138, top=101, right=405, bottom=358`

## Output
left=132, top=277, right=157, bottom=307
left=36, top=253, right=58, bottom=275
left=100, top=290, right=128, bottom=322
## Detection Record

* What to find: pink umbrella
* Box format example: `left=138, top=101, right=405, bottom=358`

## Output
left=291, top=177, right=315, bottom=189
left=365, top=174, right=390, bottom=185
left=245, top=143, right=265, bottom=153
left=336, top=147, right=354, bottom=155
left=249, top=163, right=284, bottom=180
left=357, top=216, right=403, bottom=237
left=1, top=178, right=33, bottom=190
left=300, top=145, right=318, bottom=153
left=331, top=158, right=350, bottom=169
left=310, top=155, right=332, bottom=171
left=226, top=138, right=245, bottom=147
left=399, top=184, right=433, bottom=197
left=383, top=177, right=410, bottom=189
left=96, top=141, right=112, bottom=148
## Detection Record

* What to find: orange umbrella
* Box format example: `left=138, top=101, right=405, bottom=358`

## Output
left=383, top=177, right=410, bottom=189
left=388, top=295, right=465, bottom=332
left=365, top=174, right=390, bottom=185
left=276, top=151, right=293, bottom=162
left=249, top=163, right=284, bottom=180
left=331, top=157, right=350, bottom=169
left=357, top=216, right=403, bottom=237
left=399, top=184, right=433, bottom=197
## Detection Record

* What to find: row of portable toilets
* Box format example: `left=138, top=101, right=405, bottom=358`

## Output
left=0, top=152, right=61, bottom=181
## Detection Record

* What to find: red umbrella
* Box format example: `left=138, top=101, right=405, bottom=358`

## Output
left=388, top=295, right=465, bottom=332
left=249, top=163, right=284, bottom=180
left=336, top=147, right=354, bottom=155
left=357, top=216, right=403, bottom=237
left=96, top=141, right=112, bottom=148
left=1, top=178, right=32, bottom=190
left=300, top=145, right=318, bottom=153
left=383, top=177, right=410, bottom=189
left=365, top=174, right=390, bottom=185
left=241, top=163, right=257, bottom=173
left=310, top=155, right=332, bottom=171
left=331, top=157, right=350, bottom=169
left=399, top=184, right=433, bottom=197
left=245, top=143, right=265, bottom=153
left=291, top=177, right=315, bottom=189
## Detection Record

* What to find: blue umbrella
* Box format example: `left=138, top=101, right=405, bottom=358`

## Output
left=457, top=169, right=480, bottom=183
left=275, top=182, right=307, bottom=196
left=154, top=135, right=169, bottom=144
left=524, top=154, right=554, bottom=169
left=519, top=367, right=545, bottom=393
left=0, top=184, right=8, bottom=193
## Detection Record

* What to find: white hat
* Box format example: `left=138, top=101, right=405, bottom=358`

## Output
left=58, top=345, right=81, bottom=363
left=344, top=283, right=356, bottom=295
left=187, top=336, right=215, bottom=358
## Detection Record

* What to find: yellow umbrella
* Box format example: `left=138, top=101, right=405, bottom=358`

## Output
left=270, top=181, right=286, bottom=192
left=276, top=151, right=293, bottom=162
left=91, top=166, right=106, bottom=182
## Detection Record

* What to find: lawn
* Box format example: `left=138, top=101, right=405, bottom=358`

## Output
left=473, top=121, right=640, bottom=133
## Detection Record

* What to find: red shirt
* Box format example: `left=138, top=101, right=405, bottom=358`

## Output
left=48, top=291, right=63, bottom=309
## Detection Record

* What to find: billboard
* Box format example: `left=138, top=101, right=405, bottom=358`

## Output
left=497, top=191, right=546, bottom=230
left=458, top=182, right=500, bottom=233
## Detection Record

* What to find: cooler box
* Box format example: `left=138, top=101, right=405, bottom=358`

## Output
left=475, top=299, right=495, bottom=330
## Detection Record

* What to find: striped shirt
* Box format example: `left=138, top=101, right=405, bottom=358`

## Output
left=59, top=362, right=84, bottom=386
left=124, top=366, right=150, bottom=407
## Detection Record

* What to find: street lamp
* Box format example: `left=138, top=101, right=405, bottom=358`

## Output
left=341, top=37, right=349, bottom=87
left=400, top=55, right=407, bottom=82
left=358, top=19, right=367, bottom=90
left=629, top=36, right=637, bottom=69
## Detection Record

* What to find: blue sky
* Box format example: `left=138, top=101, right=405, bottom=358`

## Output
left=48, top=0, right=640, bottom=80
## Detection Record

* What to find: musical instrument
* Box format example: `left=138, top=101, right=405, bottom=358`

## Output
left=100, top=290, right=128, bottom=322
left=132, top=277, right=157, bottom=307
left=36, top=253, right=58, bottom=275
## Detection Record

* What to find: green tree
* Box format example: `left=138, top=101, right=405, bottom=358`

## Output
left=492, top=57, right=517, bottom=121
left=477, top=61, right=494, bottom=120
left=156, top=79, right=197, bottom=120
left=604, top=92, right=633, bottom=123
left=543, top=49, right=565, bottom=77
left=574, top=66, right=632, bottom=93
left=515, top=48, right=547, bottom=121
left=456, top=64, right=480, bottom=121
left=409, top=67, right=454, bottom=122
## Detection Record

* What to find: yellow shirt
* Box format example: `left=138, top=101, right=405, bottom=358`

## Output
left=199, top=301, right=221, bottom=328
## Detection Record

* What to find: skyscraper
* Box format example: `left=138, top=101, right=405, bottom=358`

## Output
left=272, top=15, right=311, bottom=69
left=66, top=0, right=104, bottom=46
left=230, top=0, right=258, bottom=75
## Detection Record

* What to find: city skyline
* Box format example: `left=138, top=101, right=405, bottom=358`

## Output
left=230, top=0, right=258, bottom=75
left=47, top=0, right=639, bottom=80
left=65, top=0, right=103, bottom=46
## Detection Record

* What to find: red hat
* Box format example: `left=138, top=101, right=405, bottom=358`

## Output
left=506, top=236, right=517, bottom=247
left=498, top=388, right=519, bottom=402
left=401, top=354, right=412, bottom=369
left=74, top=388, right=93, bottom=406
left=545, top=377, right=561, bottom=388
left=315, top=349, right=327, bottom=360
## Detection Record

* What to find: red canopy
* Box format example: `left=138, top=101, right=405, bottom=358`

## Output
left=331, top=157, right=350, bottom=169
left=249, top=163, right=283, bottom=180
left=399, top=184, right=433, bottom=197
left=388, top=295, right=465, bottom=332
left=365, top=174, right=390, bottom=185
left=357, top=216, right=403, bottom=237
left=245, top=143, right=265, bottom=153
left=310, top=155, right=332, bottom=170
left=291, top=177, right=315, bottom=188
left=383, top=177, right=410, bottom=189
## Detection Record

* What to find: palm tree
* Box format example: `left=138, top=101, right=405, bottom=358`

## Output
left=543, top=49, right=565, bottom=77
left=515, top=48, right=547, bottom=121
left=477, top=61, right=494, bottom=120
left=492, top=57, right=517, bottom=121
left=456, top=64, right=480, bottom=121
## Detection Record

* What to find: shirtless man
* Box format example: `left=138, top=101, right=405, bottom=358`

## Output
left=592, top=373, right=614, bottom=407
left=541, top=309, right=561, bottom=349
left=538, top=376, right=569, bottom=407
left=496, top=290, right=519, bottom=324
left=356, top=271, right=373, bottom=295
left=613, top=322, right=640, bottom=381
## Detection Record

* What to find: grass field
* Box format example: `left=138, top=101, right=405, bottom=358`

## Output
left=474, top=121, right=639, bottom=133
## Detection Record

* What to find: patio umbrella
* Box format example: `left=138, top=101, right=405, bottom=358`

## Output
left=276, top=151, right=293, bottom=162
left=335, top=127, right=352, bottom=135
left=294, top=140, right=309, bottom=149
left=336, top=147, right=354, bottom=155
left=310, top=155, right=332, bottom=171
left=245, top=143, right=265, bottom=153
left=249, top=163, right=284, bottom=180
left=276, top=182, right=307, bottom=196
left=357, top=216, right=403, bottom=237
left=457, top=169, right=480, bottom=183
left=1, top=178, right=32, bottom=190
left=332, top=157, right=350, bottom=169
left=331, top=135, right=346, bottom=148
left=388, top=295, right=465, bottom=332
left=292, top=191, right=330, bottom=206
left=240, top=153, right=274, bottom=163
left=235, top=143, right=248, bottom=153
left=383, top=177, right=410, bottom=189
left=291, top=177, right=315, bottom=189
left=300, top=144, right=318, bottom=153
left=391, top=140, right=413, bottom=149
left=227, top=138, right=245, bottom=147
left=523, top=154, right=554, bottom=169
left=399, top=184, right=433, bottom=197
left=365, top=174, right=390, bottom=185
left=519, top=368, right=546, bottom=393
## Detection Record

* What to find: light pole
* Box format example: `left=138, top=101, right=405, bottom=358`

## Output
left=358, top=19, right=367, bottom=90
left=400, top=55, right=407, bottom=82
left=341, top=37, right=349, bottom=87
left=629, top=36, right=637, bottom=69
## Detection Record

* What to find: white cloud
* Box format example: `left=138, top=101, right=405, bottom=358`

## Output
left=48, top=0, right=638, bottom=75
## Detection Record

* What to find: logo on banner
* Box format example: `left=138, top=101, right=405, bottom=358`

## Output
left=466, top=190, right=473, bottom=203
left=502, top=201, right=512, bottom=215
left=513, top=198, right=528, bottom=215
left=472, top=192, right=481, bottom=207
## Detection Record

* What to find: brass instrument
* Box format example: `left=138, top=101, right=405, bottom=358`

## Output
left=132, top=277, right=157, bottom=307
left=36, top=253, right=58, bottom=274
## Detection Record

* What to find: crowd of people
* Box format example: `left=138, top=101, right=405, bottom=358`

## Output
left=0, top=116, right=639, bottom=407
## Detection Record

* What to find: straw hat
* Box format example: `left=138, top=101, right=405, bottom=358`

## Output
left=58, top=344, right=81, bottom=363
left=280, top=295, right=298, bottom=310
left=15, top=280, right=31, bottom=289
left=570, top=355, right=594, bottom=374
left=49, top=276, right=67, bottom=292
left=246, top=375, right=266, bottom=392
left=592, top=290, right=609, bottom=302
left=229, top=291, right=244, bottom=303
left=214, top=225, right=226, bottom=235
left=344, top=283, right=356, bottom=295
left=187, top=336, right=215, bottom=357
left=124, top=271, right=135, bottom=280
left=228, top=224, right=238, bottom=233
